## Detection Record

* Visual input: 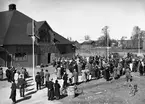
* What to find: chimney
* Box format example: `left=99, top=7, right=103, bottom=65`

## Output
left=9, top=4, right=16, bottom=11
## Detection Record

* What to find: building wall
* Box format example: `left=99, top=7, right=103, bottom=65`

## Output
left=80, top=44, right=92, bottom=49
left=54, top=52, right=75, bottom=59
left=12, top=54, right=37, bottom=67
left=3, top=45, right=39, bottom=67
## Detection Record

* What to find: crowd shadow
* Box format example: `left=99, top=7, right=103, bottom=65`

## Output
left=26, top=77, right=33, bottom=82
left=26, top=83, right=34, bottom=87
left=16, top=95, right=32, bottom=103
left=26, top=88, right=34, bottom=92
left=60, top=94, right=67, bottom=99
left=0, top=78, right=8, bottom=81
left=25, top=90, right=37, bottom=96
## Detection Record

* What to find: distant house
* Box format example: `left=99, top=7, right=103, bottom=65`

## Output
left=0, top=4, right=75, bottom=67
left=71, top=41, right=80, bottom=49
left=80, top=40, right=96, bottom=49
left=122, top=39, right=143, bottom=49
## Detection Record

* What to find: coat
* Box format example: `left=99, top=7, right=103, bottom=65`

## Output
left=81, top=70, right=87, bottom=82
left=54, top=82, right=60, bottom=97
left=113, top=67, right=118, bottom=78
left=14, top=73, right=19, bottom=84
left=18, top=78, right=26, bottom=89
left=47, top=81, right=54, bottom=98
left=57, top=67, right=61, bottom=79
left=35, top=74, right=41, bottom=84
left=77, top=63, right=82, bottom=76
left=45, top=72, right=50, bottom=82
left=9, top=82, right=17, bottom=99
left=73, top=71, right=78, bottom=84
left=0, top=69, right=3, bottom=79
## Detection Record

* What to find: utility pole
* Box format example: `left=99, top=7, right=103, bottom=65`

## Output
left=138, top=32, right=140, bottom=54
left=32, top=19, right=35, bottom=82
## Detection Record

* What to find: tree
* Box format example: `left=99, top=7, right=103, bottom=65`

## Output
left=97, top=26, right=111, bottom=46
left=111, top=39, right=118, bottom=47
left=84, top=35, right=90, bottom=41
left=131, top=26, right=141, bottom=40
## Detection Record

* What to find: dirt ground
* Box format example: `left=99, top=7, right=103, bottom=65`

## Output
left=60, top=73, right=145, bottom=104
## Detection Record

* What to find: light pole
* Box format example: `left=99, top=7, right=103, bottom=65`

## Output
left=32, top=20, right=35, bottom=82
left=31, top=20, right=37, bottom=89
left=138, top=32, right=141, bottom=55
left=27, top=19, right=36, bottom=86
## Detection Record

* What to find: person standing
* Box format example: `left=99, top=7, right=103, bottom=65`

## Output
left=54, top=80, right=61, bottom=100
left=57, top=66, right=61, bottom=79
left=104, top=65, right=110, bottom=81
left=47, top=78, right=54, bottom=100
left=77, top=61, right=82, bottom=76
left=0, top=67, right=3, bottom=80
left=68, top=70, right=73, bottom=85
left=40, top=69, right=44, bottom=86
left=18, top=74, right=26, bottom=97
left=81, top=68, right=87, bottom=83
left=35, top=72, right=41, bottom=90
left=14, top=70, right=20, bottom=85
left=125, top=66, right=132, bottom=82
left=62, top=71, right=68, bottom=89
left=9, top=81, right=17, bottom=104
left=73, top=69, right=78, bottom=85
left=45, top=70, right=50, bottom=87
left=6, top=67, right=12, bottom=82
left=113, top=66, right=118, bottom=80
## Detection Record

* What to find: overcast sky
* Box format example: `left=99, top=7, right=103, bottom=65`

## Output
left=1, top=0, right=145, bottom=42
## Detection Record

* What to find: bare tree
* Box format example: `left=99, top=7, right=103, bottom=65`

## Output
left=101, top=26, right=110, bottom=46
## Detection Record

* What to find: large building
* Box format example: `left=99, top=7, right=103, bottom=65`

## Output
left=0, top=4, right=75, bottom=67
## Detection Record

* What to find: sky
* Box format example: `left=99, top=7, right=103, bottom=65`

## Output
left=1, top=0, right=145, bottom=42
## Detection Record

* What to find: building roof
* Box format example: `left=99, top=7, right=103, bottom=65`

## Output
left=0, top=8, right=72, bottom=46
left=53, top=31, right=72, bottom=44
left=0, top=10, right=35, bottom=45
left=81, top=40, right=95, bottom=45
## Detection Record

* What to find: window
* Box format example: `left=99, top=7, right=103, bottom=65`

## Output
left=13, top=52, right=27, bottom=61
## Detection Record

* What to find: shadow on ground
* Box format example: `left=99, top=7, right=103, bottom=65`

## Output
left=16, top=95, right=32, bottom=103
left=25, top=90, right=37, bottom=96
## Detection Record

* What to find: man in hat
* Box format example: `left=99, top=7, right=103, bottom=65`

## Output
left=18, top=74, right=26, bottom=97
left=47, top=78, right=54, bottom=100
left=35, top=72, right=41, bottom=90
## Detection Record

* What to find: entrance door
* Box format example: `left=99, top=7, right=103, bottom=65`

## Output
left=48, top=53, right=51, bottom=63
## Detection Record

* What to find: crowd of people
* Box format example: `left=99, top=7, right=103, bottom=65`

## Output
left=43, top=52, right=145, bottom=100
left=1, top=52, right=145, bottom=103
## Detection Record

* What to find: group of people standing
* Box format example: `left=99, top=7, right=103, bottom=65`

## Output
left=5, top=67, right=28, bottom=104
left=52, top=53, right=145, bottom=92
left=35, top=69, right=61, bottom=100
